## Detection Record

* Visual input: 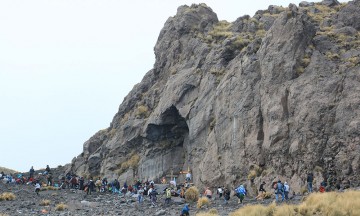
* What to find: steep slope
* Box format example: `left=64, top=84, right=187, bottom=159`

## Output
left=67, top=0, right=360, bottom=193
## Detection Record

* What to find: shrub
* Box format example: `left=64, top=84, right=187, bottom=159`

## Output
left=247, top=170, right=257, bottom=180
left=185, top=186, right=199, bottom=203
left=208, top=20, right=233, bottom=42
left=135, top=105, right=149, bottom=118
left=314, top=165, right=323, bottom=173
left=55, top=203, right=68, bottom=211
left=0, top=192, right=16, bottom=201
left=208, top=208, right=218, bottom=215
left=232, top=36, right=251, bottom=50
left=197, top=197, right=210, bottom=208
left=230, top=202, right=276, bottom=216
left=326, top=52, right=340, bottom=61
left=40, top=199, right=51, bottom=206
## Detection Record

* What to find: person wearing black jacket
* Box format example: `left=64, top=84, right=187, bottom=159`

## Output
left=87, top=179, right=95, bottom=195
left=307, top=173, right=314, bottom=193
left=259, top=181, right=266, bottom=193
left=224, top=187, right=231, bottom=204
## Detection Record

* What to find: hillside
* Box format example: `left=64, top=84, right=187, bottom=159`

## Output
left=66, top=0, right=360, bottom=194
left=0, top=166, right=18, bottom=174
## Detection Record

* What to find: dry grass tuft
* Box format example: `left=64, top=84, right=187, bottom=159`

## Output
left=0, top=214, right=9, bottom=216
left=230, top=202, right=276, bottom=216
left=196, top=208, right=219, bottom=216
left=39, top=199, right=51, bottom=206
left=135, top=105, right=149, bottom=118
left=55, top=203, right=68, bottom=211
left=185, top=186, right=199, bottom=203
left=41, top=186, right=59, bottom=191
left=0, top=192, right=16, bottom=201
left=208, top=20, right=233, bottom=42
left=197, top=197, right=210, bottom=208
left=231, top=191, right=360, bottom=216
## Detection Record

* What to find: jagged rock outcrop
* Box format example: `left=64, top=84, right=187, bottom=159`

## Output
left=68, top=1, right=360, bottom=194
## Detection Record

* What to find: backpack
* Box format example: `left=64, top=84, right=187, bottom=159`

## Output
left=166, top=189, right=171, bottom=198
left=277, top=183, right=284, bottom=192
left=236, top=187, right=246, bottom=195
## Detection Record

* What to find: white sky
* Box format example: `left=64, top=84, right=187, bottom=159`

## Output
left=0, top=0, right=346, bottom=172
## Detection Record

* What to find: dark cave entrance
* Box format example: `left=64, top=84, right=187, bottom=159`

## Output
left=143, top=105, right=189, bottom=180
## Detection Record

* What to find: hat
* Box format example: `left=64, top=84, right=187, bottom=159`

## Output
left=262, top=181, right=266, bottom=184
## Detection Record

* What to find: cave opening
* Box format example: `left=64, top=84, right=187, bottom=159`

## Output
left=142, top=105, right=189, bottom=180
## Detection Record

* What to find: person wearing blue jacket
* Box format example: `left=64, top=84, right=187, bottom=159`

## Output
left=181, top=204, right=189, bottom=216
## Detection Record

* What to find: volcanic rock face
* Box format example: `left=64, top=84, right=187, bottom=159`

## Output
left=68, top=1, right=360, bottom=193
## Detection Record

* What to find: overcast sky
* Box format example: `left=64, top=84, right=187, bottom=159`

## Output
left=0, top=0, right=346, bottom=172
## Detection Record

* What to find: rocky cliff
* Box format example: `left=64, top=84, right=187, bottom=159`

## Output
left=67, top=0, right=360, bottom=194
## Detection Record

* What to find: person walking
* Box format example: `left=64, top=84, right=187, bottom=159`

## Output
left=235, top=185, right=246, bottom=204
left=224, top=187, right=231, bottom=204
left=275, top=180, right=285, bottom=202
left=87, top=179, right=95, bottom=195
left=181, top=204, right=190, bottom=216
left=165, top=188, right=172, bottom=205
left=204, top=187, right=212, bottom=199
left=284, top=182, right=290, bottom=200
left=307, top=173, right=314, bottom=193
left=35, top=181, right=41, bottom=196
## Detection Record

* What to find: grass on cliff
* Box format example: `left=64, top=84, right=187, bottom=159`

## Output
left=0, top=166, right=17, bottom=174
left=230, top=190, right=360, bottom=216
left=117, top=153, right=140, bottom=175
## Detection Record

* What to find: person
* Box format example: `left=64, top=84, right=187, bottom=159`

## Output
left=161, top=177, right=166, bottom=184
left=47, top=173, right=53, bottom=186
left=45, top=165, right=51, bottom=174
left=217, top=186, right=223, bottom=199
left=185, top=172, right=191, bottom=182
left=79, top=176, right=84, bottom=190
left=275, top=180, right=285, bottom=202
left=29, top=166, right=35, bottom=178
left=284, top=182, right=290, bottom=200
left=204, top=187, right=212, bottom=199
left=35, top=181, right=41, bottom=196
left=307, top=173, right=313, bottom=193
left=87, top=179, right=95, bottom=195
left=181, top=204, right=190, bottom=216
left=150, top=188, right=158, bottom=206
left=138, top=186, right=144, bottom=204
left=180, top=186, right=185, bottom=198
left=165, top=188, right=171, bottom=205
left=235, top=185, right=246, bottom=204
left=259, top=181, right=266, bottom=194
left=95, top=178, right=102, bottom=192
left=224, top=187, right=231, bottom=204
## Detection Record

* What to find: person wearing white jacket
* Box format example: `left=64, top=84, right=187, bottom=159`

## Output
left=284, top=182, right=290, bottom=200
